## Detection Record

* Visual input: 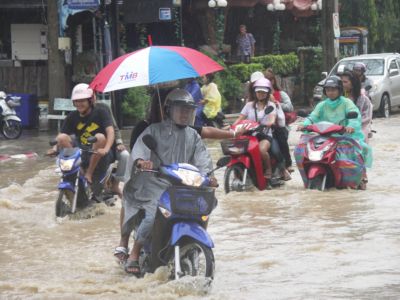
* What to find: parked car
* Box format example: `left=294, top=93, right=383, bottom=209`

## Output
left=313, top=53, right=400, bottom=117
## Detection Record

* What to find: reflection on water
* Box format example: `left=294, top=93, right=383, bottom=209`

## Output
left=1, top=116, right=400, bottom=299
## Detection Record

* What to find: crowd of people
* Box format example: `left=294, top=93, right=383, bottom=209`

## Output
left=47, top=60, right=373, bottom=276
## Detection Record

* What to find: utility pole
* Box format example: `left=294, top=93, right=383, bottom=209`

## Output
left=47, top=0, right=68, bottom=116
left=321, top=0, right=339, bottom=71
left=110, top=0, right=122, bottom=128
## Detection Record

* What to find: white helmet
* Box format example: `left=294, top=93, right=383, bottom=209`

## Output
left=0, top=91, right=7, bottom=99
left=71, top=83, right=94, bottom=103
left=250, top=71, right=264, bottom=83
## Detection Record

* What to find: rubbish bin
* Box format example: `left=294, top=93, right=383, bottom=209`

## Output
left=10, top=93, right=39, bottom=128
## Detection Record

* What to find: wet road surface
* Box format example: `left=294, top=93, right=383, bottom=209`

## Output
left=1, top=115, right=400, bottom=299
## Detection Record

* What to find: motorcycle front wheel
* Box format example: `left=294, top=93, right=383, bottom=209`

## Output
left=224, top=165, right=251, bottom=194
left=1, top=120, right=22, bottom=139
left=55, top=190, right=74, bottom=217
left=308, top=174, right=327, bottom=191
left=178, top=238, right=215, bottom=279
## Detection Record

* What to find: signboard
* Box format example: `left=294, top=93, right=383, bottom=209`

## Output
left=159, top=8, right=172, bottom=21
left=68, top=0, right=100, bottom=10
left=123, top=0, right=174, bottom=23
left=53, top=98, right=76, bottom=112
left=333, top=13, right=340, bottom=38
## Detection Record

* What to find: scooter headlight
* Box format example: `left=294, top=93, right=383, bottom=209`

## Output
left=59, top=158, right=75, bottom=171
left=307, top=142, right=334, bottom=162
left=159, top=206, right=172, bottom=218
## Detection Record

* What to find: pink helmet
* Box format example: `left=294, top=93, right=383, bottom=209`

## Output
left=253, top=77, right=272, bottom=93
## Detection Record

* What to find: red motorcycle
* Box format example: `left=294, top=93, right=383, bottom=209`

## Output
left=295, top=111, right=365, bottom=191
left=220, top=116, right=282, bottom=193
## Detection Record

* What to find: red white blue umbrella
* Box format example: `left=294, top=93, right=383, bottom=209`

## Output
left=90, top=46, right=224, bottom=93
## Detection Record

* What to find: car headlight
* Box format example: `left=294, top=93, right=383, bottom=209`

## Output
left=59, top=159, right=74, bottom=171
left=369, top=83, right=379, bottom=94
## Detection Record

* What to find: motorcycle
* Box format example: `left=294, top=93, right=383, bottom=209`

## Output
left=295, top=111, right=365, bottom=191
left=0, top=92, right=22, bottom=139
left=50, top=137, right=115, bottom=217
left=138, top=134, right=229, bottom=280
left=219, top=107, right=283, bottom=194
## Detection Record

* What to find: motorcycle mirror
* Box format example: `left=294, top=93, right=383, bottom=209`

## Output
left=346, top=111, right=358, bottom=119
left=142, top=134, right=165, bottom=165
left=142, top=134, right=157, bottom=151
left=49, top=139, right=57, bottom=146
left=216, top=156, right=230, bottom=168
left=264, top=106, right=274, bottom=115
left=365, top=85, right=372, bottom=91
left=296, top=109, right=309, bottom=118
left=207, top=156, right=231, bottom=176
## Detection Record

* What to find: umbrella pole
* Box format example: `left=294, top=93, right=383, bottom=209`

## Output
left=157, top=85, right=164, bottom=121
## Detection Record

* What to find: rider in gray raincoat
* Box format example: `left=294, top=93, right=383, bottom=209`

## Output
left=122, top=88, right=214, bottom=275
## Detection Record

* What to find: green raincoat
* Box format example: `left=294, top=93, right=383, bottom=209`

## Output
left=302, top=96, right=372, bottom=167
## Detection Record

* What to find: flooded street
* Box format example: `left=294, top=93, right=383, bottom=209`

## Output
left=1, top=115, right=400, bottom=299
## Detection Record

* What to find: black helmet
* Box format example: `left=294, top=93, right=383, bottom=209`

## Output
left=164, top=88, right=197, bottom=127
left=323, top=76, right=343, bottom=96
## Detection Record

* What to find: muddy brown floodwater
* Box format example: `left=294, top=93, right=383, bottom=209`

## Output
left=1, top=115, right=400, bottom=299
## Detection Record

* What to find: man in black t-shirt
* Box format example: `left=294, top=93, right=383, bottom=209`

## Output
left=48, top=83, right=115, bottom=191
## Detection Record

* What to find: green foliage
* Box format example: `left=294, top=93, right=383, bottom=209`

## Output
left=214, top=70, right=242, bottom=109
left=199, top=51, right=300, bottom=112
left=298, top=46, right=323, bottom=87
left=272, top=19, right=281, bottom=54
left=339, top=0, right=400, bottom=53
left=121, top=87, right=151, bottom=123
left=251, top=53, right=299, bottom=76
left=136, top=24, right=148, bottom=48
left=228, top=63, right=264, bottom=82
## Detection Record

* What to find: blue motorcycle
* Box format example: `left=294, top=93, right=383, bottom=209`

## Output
left=139, top=134, right=229, bottom=279
left=50, top=137, right=114, bottom=217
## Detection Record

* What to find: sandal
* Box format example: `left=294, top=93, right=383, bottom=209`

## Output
left=114, top=246, right=129, bottom=264
left=358, top=178, right=368, bottom=190
left=264, top=169, right=272, bottom=179
left=124, top=259, right=141, bottom=277
left=286, top=166, right=295, bottom=173
left=281, top=169, right=292, bottom=181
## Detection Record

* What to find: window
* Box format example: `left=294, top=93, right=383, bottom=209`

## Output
left=389, top=60, right=399, bottom=76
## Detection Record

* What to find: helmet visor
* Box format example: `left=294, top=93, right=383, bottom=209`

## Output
left=170, top=104, right=196, bottom=127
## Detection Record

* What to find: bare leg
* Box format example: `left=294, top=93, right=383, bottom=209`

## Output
left=85, top=133, right=107, bottom=184
left=118, top=207, right=129, bottom=248
left=259, top=140, right=272, bottom=178
left=114, top=206, right=130, bottom=263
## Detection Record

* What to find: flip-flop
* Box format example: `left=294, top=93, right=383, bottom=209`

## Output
left=114, top=246, right=129, bottom=264
left=124, top=259, right=141, bottom=277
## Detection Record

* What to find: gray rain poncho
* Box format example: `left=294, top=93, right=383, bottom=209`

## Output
left=122, top=119, right=213, bottom=240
